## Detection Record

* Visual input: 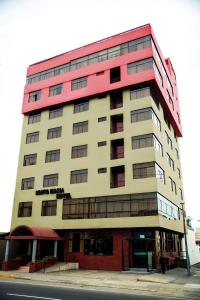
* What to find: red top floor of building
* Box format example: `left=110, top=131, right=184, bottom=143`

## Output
left=23, top=23, right=182, bottom=137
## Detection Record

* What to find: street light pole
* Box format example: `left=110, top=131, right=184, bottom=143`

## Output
left=180, top=202, right=191, bottom=276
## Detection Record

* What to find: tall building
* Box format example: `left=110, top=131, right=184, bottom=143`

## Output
left=4, top=24, right=185, bottom=272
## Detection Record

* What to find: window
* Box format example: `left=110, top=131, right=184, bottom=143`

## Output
left=133, top=162, right=164, bottom=181
left=131, top=108, right=161, bottom=130
left=132, top=134, right=162, bottom=154
left=49, top=84, right=62, bottom=96
left=45, top=150, right=60, bottom=163
left=21, top=177, right=35, bottom=190
left=167, top=153, right=174, bottom=170
left=27, top=35, right=151, bottom=85
left=169, top=177, right=177, bottom=194
left=98, top=141, right=107, bottom=147
left=28, top=113, right=41, bottom=124
left=98, top=168, right=107, bottom=174
left=70, top=233, right=81, bottom=252
left=47, top=127, right=62, bottom=139
left=110, top=114, right=123, bottom=133
left=26, top=132, right=39, bottom=144
left=110, top=90, right=123, bottom=109
left=49, top=107, right=63, bottom=119
left=179, top=188, right=183, bottom=200
left=177, top=168, right=181, bottom=179
left=110, top=66, right=121, bottom=83
left=73, top=121, right=88, bottom=134
left=130, top=87, right=150, bottom=100
left=74, top=100, right=89, bottom=113
left=41, top=200, right=57, bottom=216
left=128, top=58, right=153, bottom=74
left=70, top=169, right=88, bottom=184
left=177, top=112, right=181, bottom=123
left=98, top=116, right=107, bottom=122
left=84, top=231, right=113, bottom=256
left=110, top=165, right=125, bottom=188
left=71, top=77, right=87, bottom=90
left=165, top=131, right=173, bottom=149
left=175, top=148, right=179, bottom=159
left=23, top=154, right=37, bottom=166
left=43, top=174, right=58, bottom=187
left=111, top=139, right=124, bottom=159
left=71, top=145, right=87, bottom=158
left=18, top=202, right=32, bottom=217
left=63, top=192, right=179, bottom=220
left=28, top=90, right=41, bottom=102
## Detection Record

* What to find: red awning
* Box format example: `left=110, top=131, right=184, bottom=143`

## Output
left=6, top=225, right=63, bottom=240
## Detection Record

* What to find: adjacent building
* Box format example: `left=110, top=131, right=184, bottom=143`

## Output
left=3, top=24, right=185, bottom=272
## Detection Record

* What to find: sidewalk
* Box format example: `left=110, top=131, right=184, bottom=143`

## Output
left=0, top=267, right=200, bottom=299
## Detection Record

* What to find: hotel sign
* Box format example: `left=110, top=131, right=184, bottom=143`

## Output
left=35, top=188, right=71, bottom=199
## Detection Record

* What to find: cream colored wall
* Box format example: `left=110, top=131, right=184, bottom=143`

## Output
left=11, top=89, right=184, bottom=233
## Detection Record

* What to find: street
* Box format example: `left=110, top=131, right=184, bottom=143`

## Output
left=0, top=280, right=183, bottom=300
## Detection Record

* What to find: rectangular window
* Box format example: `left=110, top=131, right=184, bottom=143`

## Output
left=169, top=177, right=177, bottom=194
left=23, top=153, right=37, bottom=166
left=179, top=188, right=183, bottom=200
left=41, top=200, right=57, bottom=216
left=49, top=107, right=63, bottom=119
left=110, top=90, right=123, bottom=109
left=26, top=132, right=39, bottom=144
left=110, top=114, right=123, bottom=133
left=71, top=77, right=87, bottom=90
left=28, top=113, right=41, bottom=124
left=165, top=131, right=173, bottom=149
left=175, top=148, right=179, bottom=159
left=71, top=145, right=87, bottom=158
left=98, top=168, right=107, bottom=174
left=110, top=165, right=125, bottom=188
left=28, top=90, right=41, bottom=102
left=98, top=116, right=107, bottom=122
left=111, top=139, right=124, bottom=159
left=167, top=153, right=175, bottom=170
left=130, top=87, right=151, bottom=100
left=128, top=58, right=154, bottom=74
left=74, top=100, right=89, bottom=113
left=21, top=177, right=35, bottom=190
left=177, top=168, right=181, bottom=179
left=49, top=84, right=62, bottom=96
left=45, top=150, right=60, bottom=163
left=84, top=231, right=113, bottom=256
left=72, top=233, right=80, bottom=252
left=18, top=202, right=32, bottom=217
left=43, top=173, right=58, bottom=187
left=133, top=162, right=164, bottom=181
left=70, top=169, right=88, bottom=184
left=73, top=121, right=88, bottom=134
left=131, top=108, right=160, bottom=130
left=110, top=66, right=121, bottom=83
left=98, top=141, right=107, bottom=147
left=47, top=127, right=62, bottom=139
left=132, top=134, right=162, bottom=154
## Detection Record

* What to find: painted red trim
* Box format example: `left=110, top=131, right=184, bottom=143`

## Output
left=22, top=24, right=182, bottom=137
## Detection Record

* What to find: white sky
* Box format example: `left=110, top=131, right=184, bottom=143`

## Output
left=0, top=0, right=200, bottom=232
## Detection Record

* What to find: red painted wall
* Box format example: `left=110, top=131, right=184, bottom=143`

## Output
left=66, top=230, right=132, bottom=271
left=22, top=24, right=182, bottom=136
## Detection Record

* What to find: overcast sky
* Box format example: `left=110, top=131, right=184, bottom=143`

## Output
left=0, top=0, right=200, bottom=232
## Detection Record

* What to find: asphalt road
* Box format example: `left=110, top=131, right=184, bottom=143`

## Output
left=0, top=280, right=177, bottom=300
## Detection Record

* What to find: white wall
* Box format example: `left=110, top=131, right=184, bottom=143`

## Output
left=182, top=228, right=200, bottom=266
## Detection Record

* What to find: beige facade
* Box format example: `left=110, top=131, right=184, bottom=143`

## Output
left=11, top=89, right=184, bottom=233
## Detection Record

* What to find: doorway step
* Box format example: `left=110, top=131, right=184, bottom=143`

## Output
left=122, top=268, right=156, bottom=274
left=18, top=264, right=29, bottom=273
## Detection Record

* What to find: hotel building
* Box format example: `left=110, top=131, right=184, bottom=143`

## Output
left=3, top=24, right=185, bottom=272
